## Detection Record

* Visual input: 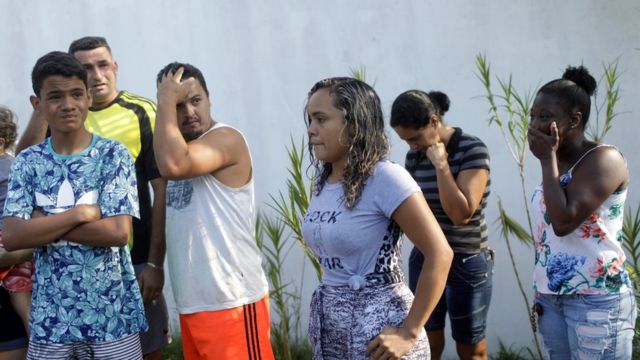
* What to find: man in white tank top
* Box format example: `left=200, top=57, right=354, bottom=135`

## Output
left=154, top=62, right=274, bottom=360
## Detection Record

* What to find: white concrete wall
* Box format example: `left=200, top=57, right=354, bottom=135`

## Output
left=1, top=1, right=639, bottom=357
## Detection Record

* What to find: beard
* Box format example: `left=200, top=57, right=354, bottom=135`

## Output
left=182, top=130, right=204, bottom=142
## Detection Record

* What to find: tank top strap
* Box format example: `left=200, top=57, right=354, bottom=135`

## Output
left=199, top=122, right=254, bottom=173
left=565, top=144, right=614, bottom=180
left=200, top=122, right=228, bottom=137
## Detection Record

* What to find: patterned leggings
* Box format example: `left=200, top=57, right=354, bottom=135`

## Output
left=309, top=282, right=429, bottom=359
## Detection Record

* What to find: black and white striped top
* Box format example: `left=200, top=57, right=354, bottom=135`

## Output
left=405, top=127, right=490, bottom=253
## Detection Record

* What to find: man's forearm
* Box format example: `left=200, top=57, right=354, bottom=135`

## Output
left=147, top=178, right=167, bottom=266
left=16, top=109, right=48, bottom=154
left=3, top=210, right=85, bottom=250
left=0, top=248, right=33, bottom=267
left=63, top=215, right=132, bottom=247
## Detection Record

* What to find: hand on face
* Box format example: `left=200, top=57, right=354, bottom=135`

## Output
left=157, top=67, right=198, bottom=104
left=527, top=121, right=559, bottom=160
left=425, top=142, right=448, bottom=170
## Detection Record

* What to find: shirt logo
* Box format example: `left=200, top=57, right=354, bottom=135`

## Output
left=35, top=179, right=98, bottom=246
left=167, top=180, right=194, bottom=210
left=303, top=210, right=342, bottom=224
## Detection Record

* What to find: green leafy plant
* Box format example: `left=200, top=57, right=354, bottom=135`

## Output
left=587, top=59, right=622, bottom=142
left=489, top=339, right=536, bottom=360
left=255, top=137, right=318, bottom=359
left=255, top=214, right=312, bottom=360
left=267, top=136, right=321, bottom=280
left=164, top=337, right=184, bottom=360
left=350, top=64, right=375, bottom=86
left=475, top=53, right=542, bottom=359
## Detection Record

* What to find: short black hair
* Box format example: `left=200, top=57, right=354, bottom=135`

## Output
left=68, top=36, right=112, bottom=54
left=157, top=62, right=209, bottom=96
left=31, top=51, right=88, bottom=96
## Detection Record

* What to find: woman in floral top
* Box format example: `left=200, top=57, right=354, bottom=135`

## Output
left=528, top=65, right=635, bottom=359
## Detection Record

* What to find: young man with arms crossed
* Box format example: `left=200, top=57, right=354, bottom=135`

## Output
left=4, top=51, right=146, bottom=359
left=17, top=37, right=169, bottom=359
left=154, top=63, right=274, bottom=360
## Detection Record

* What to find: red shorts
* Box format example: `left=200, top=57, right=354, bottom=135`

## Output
left=179, top=296, right=275, bottom=360
left=0, top=260, right=33, bottom=293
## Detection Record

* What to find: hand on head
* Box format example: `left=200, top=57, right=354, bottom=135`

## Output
left=157, top=67, right=199, bottom=104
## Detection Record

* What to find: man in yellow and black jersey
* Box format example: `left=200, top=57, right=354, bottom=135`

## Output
left=16, top=37, right=169, bottom=360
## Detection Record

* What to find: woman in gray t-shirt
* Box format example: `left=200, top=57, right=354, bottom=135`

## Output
left=302, top=77, right=452, bottom=359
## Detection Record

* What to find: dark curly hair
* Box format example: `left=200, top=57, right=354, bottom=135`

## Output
left=306, top=77, right=389, bottom=209
left=537, top=65, right=597, bottom=128
left=0, top=106, right=18, bottom=152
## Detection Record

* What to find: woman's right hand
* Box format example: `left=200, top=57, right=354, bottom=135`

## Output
left=528, top=121, right=559, bottom=160
left=366, top=325, right=418, bottom=360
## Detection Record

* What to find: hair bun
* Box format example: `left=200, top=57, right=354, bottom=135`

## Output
left=427, top=91, right=450, bottom=115
left=562, top=66, right=597, bottom=96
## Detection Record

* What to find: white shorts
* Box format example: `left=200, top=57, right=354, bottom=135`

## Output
left=27, top=332, right=142, bottom=360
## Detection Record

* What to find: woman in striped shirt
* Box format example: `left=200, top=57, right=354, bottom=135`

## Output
left=391, top=90, right=493, bottom=360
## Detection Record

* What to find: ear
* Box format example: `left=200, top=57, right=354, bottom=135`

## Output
left=113, top=60, right=119, bottom=75
left=429, top=114, right=440, bottom=128
left=569, top=111, right=583, bottom=129
left=29, top=95, right=40, bottom=111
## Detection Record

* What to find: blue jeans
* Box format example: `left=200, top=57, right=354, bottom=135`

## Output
left=409, top=247, right=494, bottom=344
left=535, top=291, right=637, bottom=359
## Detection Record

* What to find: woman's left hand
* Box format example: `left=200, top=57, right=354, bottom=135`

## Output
left=366, top=325, right=417, bottom=360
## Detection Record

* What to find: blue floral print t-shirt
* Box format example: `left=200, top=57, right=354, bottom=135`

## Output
left=531, top=145, right=631, bottom=296
left=3, top=135, right=147, bottom=344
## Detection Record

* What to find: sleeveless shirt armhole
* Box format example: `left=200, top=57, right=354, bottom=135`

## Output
left=565, top=144, right=620, bottom=180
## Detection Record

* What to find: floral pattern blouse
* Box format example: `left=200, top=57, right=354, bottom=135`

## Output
left=532, top=145, right=631, bottom=295
left=3, top=136, right=147, bottom=344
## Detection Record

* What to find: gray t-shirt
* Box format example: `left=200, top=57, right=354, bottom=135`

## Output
left=302, top=160, right=420, bottom=288
left=0, top=154, right=14, bottom=229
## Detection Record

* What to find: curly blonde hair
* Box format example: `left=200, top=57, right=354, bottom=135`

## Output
left=0, top=106, right=17, bottom=152
left=305, top=77, right=389, bottom=209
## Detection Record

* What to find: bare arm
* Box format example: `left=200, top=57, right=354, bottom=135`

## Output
left=146, top=178, right=166, bottom=267
left=529, top=124, right=627, bottom=236
left=62, top=215, right=132, bottom=247
left=15, top=104, right=48, bottom=154
left=435, top=167, right=488, bottom=225
left=3, top=205, right=100, bottom=251
left=0, top=248, right=33, bottom=267
left=367, top=192, right=452, bottom=359
left=138, top=177, right=167, bottom=304
left=427, top=143, right=488, bottom=225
